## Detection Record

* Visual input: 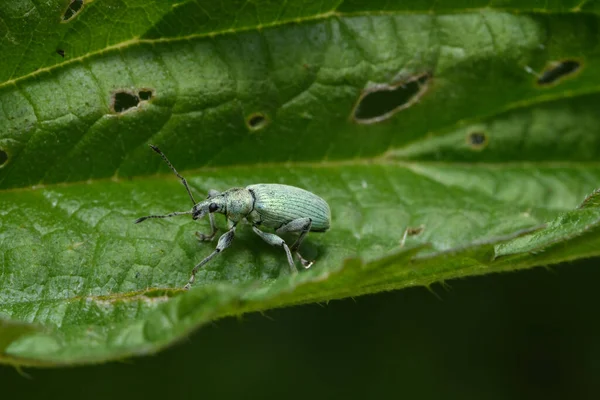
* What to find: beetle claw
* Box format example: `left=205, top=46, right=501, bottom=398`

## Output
left=195, top=231, right=217, bottom=242
left=296, top=252, right=314, bottom=269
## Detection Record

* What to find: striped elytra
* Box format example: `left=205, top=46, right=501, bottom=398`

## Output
left=247, top=184, right=331, bottom=231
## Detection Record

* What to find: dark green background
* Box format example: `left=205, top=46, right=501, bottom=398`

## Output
left=1, top=258, right=598, bottom=400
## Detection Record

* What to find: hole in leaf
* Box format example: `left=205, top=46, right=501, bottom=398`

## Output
left=56, top=49, right=65, bottom=58
left=0, top=148, right=8, bottom=167
left=467, top=131, right=488, bottom=150
left=112, top=91, right=140, bottom=113
left=353, top=73, right=431, bottom=124
left=138, top=90, right=154, bottom=101
left=62, top=0, right=84, bottom=22
left=537, top=60, right=580, bottom=85
left=246, top=113, right=269, bottom=131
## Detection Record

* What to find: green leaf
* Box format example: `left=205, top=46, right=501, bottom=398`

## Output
left=1, top=0, right=600, bottom=365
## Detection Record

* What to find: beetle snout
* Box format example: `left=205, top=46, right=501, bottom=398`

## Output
left=192, top=209, right=205, bottom=220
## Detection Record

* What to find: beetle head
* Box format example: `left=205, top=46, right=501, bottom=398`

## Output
left=192, top=196, right=226, bottom=220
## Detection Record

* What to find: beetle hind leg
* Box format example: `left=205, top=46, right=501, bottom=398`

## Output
left=276, top=218, right=314, bottom=269
left=295, top=251, right=314, bottom=269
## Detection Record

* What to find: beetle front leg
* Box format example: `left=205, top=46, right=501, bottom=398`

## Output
left=276, top=218, right=313, bottom=268
left=195, top=213, right=218, bottom=242
left=195, top=189, right=221, bottom=241
left=252, top=226, right=297, bottom=273
left=184, top=224, right=236, bottom=290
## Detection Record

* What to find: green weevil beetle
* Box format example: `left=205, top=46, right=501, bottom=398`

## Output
left=135, top=145, right=331, bottom=290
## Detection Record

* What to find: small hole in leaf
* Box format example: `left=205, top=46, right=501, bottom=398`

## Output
left=467, top=131, right=488, bottom=150
left=0, top=148, right=9, bottom=167
left=138, top=90, right=153, bottom=101
left=537, top=60, right=580, bottom=85
left=112, top=91, right=140, bottom=113
left=353, top=73, right=430, bottom=124
left=246, top=113, right=269, bottom=131
left=56, top=49, right=65, bottom=58
left=62, top=0, right=84, bottom=22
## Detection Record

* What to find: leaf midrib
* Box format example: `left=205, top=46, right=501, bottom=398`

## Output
left=1, top=159, right=600, bottom=194
left=1, top=158, right=599, bottom=195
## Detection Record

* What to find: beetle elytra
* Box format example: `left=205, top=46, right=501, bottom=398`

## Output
left=135, top=145, right=331, bottom=289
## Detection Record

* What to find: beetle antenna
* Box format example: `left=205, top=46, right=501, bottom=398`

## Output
left=149, top=144, right=197, bottom=205
left=134, top=210, right=193, bottom=224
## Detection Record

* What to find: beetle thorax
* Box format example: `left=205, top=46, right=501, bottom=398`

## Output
left=224, top=188, right=254, bottom=222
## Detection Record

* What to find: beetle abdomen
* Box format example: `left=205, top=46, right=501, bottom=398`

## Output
left=247, top=184, right=331, bottom=231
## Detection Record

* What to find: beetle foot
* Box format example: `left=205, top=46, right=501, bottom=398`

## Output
left=296, top=252, right=314, bottom=269
left=184, top=275, right=195, bottom=290
left=195, top=231, right=217, bottom=242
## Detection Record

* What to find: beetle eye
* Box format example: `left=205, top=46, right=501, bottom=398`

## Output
left=209, top=203, right=218, bottom=212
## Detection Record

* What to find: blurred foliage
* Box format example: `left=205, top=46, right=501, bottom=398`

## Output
left=1, top=258, right=599, bottom=400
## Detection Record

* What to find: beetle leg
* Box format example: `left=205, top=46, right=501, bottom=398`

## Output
left=252, top=226, right=297, bottom=273
left=294, top=251, right=314, bottom=269
left=195, top=190, right=221, bottom=241
left=276, top=217, right=312, bottom=251
left=195, top=213, right=218, bottom=241
left=207, top=189, right=220, bottom=198
left=276, top=218, right=313, bottom=268
left=184, top=225, right=236, bottom=290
